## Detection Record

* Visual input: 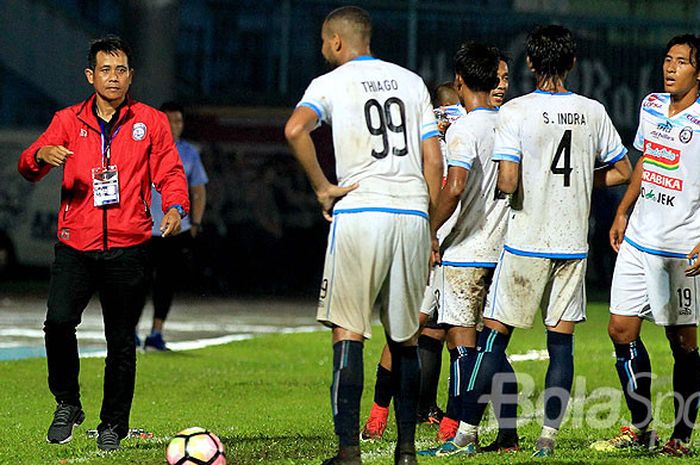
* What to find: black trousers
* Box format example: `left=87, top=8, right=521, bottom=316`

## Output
left=44, top=242, right=150, bottom=438
left=150, top=233, right=193, bottom=321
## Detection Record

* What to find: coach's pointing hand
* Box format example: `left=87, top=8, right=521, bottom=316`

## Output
left=317, top=183, right=359, bottom=222
left=36, top=145, right=74, bottom=167
left=160, top=208, right=182, bottom=237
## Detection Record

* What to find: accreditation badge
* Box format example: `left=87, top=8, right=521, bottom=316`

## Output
left=92, top=165, right=120, bottom=206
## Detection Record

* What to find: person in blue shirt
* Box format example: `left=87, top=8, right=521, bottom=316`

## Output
left=139, top=101, right=209, bottom=350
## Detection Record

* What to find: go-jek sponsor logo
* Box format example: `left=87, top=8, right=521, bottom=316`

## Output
left=640, top=186, right=676, bottom=207
left=643, top=140, right=680, bottom=170
left=642, top=169, right=683, bottom=191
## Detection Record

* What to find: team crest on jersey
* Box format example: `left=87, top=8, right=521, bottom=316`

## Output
left=132, top=122, right=147, bottom=141
left=680, top=126, right=693, bottom=144
left=79, top=128, right=88, bottom=137
left=643, top=140, right=680, bottom=170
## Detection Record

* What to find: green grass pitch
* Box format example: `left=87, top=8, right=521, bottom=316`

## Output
left=0, top=302, right=692, bottom=464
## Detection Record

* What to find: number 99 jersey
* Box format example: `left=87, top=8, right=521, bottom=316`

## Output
left=492, top=90, right=627, bottom=258
left=296, top=56, right=439, bottom=214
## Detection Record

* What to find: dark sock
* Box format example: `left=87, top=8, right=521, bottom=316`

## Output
left=452, top=346, right=476, bottom=421
left=544, top=331, right=574, bottom=429
left=373, top=363, right=393, bottom=408
left=389, top=342, right=421, bottom=447
left=671, top=344, right=700, bottom=442
left=331, top=340, right=363, bottom=447
left=417, top=335, right=443, bottom=414
left=613, top=338, right=653, bottom=430
left=445, top=348, right=460, bottom=419
left=462, top=328, right=510, bottom=426
left=492, top=356, right=518, bottom=436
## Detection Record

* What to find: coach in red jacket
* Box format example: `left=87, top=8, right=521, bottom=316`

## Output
left=18, top=36, right=189, bottom=451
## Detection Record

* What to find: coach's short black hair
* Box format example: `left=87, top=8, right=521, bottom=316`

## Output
left=159, top=101, right=185, bottom=115
left=88, top=35, right=133, bottom=70
left=666, top=34, right=700, bottom=68
left=454, top=42, right=500, bottom=93
left=526, top=25, right=576, bottom=80
left=324, top=6, right=372, bottom=43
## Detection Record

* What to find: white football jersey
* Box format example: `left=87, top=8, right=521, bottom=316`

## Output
left=625, top=93, right=700, bottom=257
left=434, top=103, right=467, bottom=241
left=297, top=56, right=439, bottom=214
left=492, top=90, right=627, bottom=258
left=441, top=108, right=508, bottom=265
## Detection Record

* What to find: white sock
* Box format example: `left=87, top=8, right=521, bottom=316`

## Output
left=540, top=425, right=558, bottom=441
left=453, top=421, right=478, bottom=446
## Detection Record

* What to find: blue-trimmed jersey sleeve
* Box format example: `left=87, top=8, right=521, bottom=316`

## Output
left=633, top=97, right=647, bottom=152
left=296, top=76, right=332, bottom=126
left=445, top=122, right=476, bottom=170
left=420, top=84, right=439, bottom=140
left=596, top=105, right=627, bottom=165
left=492, top=104, right=521, bottom=163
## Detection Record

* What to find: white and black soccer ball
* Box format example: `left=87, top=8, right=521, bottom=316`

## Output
left=166, top=427, right=226, bottom=465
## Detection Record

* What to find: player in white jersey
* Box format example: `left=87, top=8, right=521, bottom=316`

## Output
left=591, top=34, right=700, bottom=457
left=416, top=42, right=516, bottom=458
left=284, top=7, right=442, bottom=465
left=451, top=25, right=632, bottom=458
left=360, top=82, right=464, bottom=443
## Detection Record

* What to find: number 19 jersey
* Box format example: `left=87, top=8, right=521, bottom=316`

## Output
left=492, top=90, right=627, bottom=258
left=297, top=56, right=439, bottom=214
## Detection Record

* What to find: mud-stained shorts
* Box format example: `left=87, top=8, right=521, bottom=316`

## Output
left=610, top=240, right=699, bottom=326
left=316, top=210, right=430, bottom=342
left=433, top=265, right=493, bottom=327
left=483, top=250, right=586, bottom=329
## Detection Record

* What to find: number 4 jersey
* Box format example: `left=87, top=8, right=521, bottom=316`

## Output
left=492, top=90, right=627, bottom=258
left=625, top=93, right=700, bottom=257
left=296, top=56, right=439, bottom=214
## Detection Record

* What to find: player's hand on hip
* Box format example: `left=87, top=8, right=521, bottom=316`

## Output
left=685, top=243, right=700, bottom=277
left=160, top=209, right=182, bottom=237
left=37, top=145, right=73, bottom=167
left=317, top=183, right=359, bottom=222
left=609, top=214, right=628, bottom=253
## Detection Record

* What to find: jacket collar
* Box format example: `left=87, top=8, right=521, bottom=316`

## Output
left=76, top=94, right=134, bottom=132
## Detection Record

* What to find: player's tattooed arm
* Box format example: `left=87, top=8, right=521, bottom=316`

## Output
left=285, top=106, right=357, bottom=221
left=609, top=157, right=643, bottom=252
left=36, top=145, right=73, bottom=167
left=686, top=242, right=700, bottom=277
left=593, top=156, right=633, bottom=188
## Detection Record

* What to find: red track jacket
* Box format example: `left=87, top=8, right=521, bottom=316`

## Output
left=18, top=95, right=189, bottom=252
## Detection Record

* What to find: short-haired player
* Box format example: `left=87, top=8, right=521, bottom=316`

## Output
left=591, top=34, right=700, bottom=457
left=285, top=6, right=443, bottom=465
left=453, top=25, right=632, bottom=457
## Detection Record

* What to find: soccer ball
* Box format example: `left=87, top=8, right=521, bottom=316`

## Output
left=166, top=427, right=226, bottom=465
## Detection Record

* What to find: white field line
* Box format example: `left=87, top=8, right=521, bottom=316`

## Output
left=79, top=325, right=320, bottom=359
left=508, top=349, right=549, bottom=363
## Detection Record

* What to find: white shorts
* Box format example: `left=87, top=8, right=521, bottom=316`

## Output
left=316, top=210, right=430, bottom=342
left=610, top=240, right=699, bottom=326
left=483, top=250, right=586, bottom=329
left=420, top=268, right=439, bottom=316
left=434, top=265, right=493, bottom=327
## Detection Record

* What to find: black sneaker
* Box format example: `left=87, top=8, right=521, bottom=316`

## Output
left=394, top=444, right=418, bottom=465
left=417, top=405, right=444, bottom=425
left=482, top=430, right=520, bottom=452
left=47, top=403, right=85, bottom=444
left=321, top=446, right=361, bottom=464
left=97, top=425, right=121, bottom=451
